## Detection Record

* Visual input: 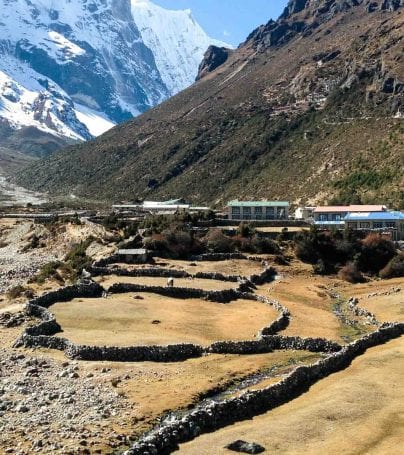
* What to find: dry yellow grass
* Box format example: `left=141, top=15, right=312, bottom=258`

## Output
left=178, top=337, right=404, bottom=455
left=337, top=277, right=404, bottom=323
left=52, top=293, right=278, bottom=346
left=118, top=258, right=264, bottom=277
left=258, top=274, right=343, bottom=342
left=95, top=275, right=237, bottom=291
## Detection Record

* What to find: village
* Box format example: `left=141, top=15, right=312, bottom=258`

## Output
left=109, top=199, right=404, bottom=241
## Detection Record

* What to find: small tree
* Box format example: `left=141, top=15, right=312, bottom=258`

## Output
left=357, top=233, right=396, bottom=273
left=237, top=222, right=255, bottom=238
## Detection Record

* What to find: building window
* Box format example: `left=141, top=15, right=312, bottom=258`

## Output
left=347, top=222, right=357, bottom=229
left=243, top=206, right=251, bottom=220
left=231, top=207, right=240, bottom=218
left=360, top=222, right=371, bottom=229
left=319, top=214, right=328, bottom=222
left=255, top=206, right=263, bottom=220
left=266, top=207, right=275, bottom=219
left=373, top=222, right=383, bottom=229
left=385, top=222, right=396, bottom=229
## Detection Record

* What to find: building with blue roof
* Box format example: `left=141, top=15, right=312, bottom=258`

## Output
left=345, top=211, right=404, bottom=240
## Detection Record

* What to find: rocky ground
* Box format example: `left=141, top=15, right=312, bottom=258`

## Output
left=0, top=219, right=115, bottom=296
left=0, top=346, right=136, bottom=454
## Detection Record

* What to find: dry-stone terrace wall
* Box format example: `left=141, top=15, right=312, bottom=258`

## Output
left=124, top=323, right=404, bottom=455
left=13, top=266, right=337, bottom=363
left=89, top=266, right=244, bottom=283
left=13, top=266, right=360, bottom=365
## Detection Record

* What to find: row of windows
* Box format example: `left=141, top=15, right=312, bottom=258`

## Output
left=317, top=213, right=346, bottom=222
left=347, top=222, right=398, bottom=229
left=231, top=207, right=283, bottom=214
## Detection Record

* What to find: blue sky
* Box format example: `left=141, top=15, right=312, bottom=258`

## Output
left=153, top=1, right=288, bottom=46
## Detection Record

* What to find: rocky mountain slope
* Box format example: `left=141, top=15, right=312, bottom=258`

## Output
left=0, top=0, right=227, bottom=147
left=17, top=0, right=404, bottom=207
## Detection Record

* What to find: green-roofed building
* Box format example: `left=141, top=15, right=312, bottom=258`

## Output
left=227, top=200, right=290, bottom=221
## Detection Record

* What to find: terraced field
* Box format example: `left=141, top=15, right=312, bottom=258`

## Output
left=1, top=255, right=403, bottom=454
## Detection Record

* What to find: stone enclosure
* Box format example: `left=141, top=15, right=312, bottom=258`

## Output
left=12, top=256, right=404, bottom=455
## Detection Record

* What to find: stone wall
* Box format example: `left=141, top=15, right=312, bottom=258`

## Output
left=209, top=335, right=341, bottom=355
left=107, top=283, right=243, bottom=304
left=89, top=266, right=244, bottom=283
left=249, top=267, right=277, bottom=285
left=64, top=343, right=204, bottom=362
left=27, top=282, right=104, bottom=309
left=125, top=323, right=404, bottom=455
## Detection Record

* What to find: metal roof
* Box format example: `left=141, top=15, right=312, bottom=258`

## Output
left=314, top=205, right=386, bottom=213
left=228, top=200, right=290, bottom=207
left=345, top=211, right=404, bottom=221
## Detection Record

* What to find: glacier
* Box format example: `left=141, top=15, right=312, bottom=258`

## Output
left=0, top=0, right=230, bottom=142
left=131, top=0, right=231, bottom=94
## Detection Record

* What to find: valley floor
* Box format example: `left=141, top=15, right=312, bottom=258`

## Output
left=0, top=220, right=402, bottom=454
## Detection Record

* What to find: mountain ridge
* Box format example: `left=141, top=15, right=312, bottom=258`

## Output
left=0, top=0, right=228, bottom=145
left=16, top=0, right=404, bottom=208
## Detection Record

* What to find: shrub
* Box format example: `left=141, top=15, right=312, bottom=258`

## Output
left=313, top=259, right=335, bottom=275
left=251, top=235, right=280, bottom=254
left=237, top=223, right=255, bottom=238
left=379, top=254, right=404, bottom=279
left=34, top=261, right=63, bottom=284
left=357, top=233, right=396, bottom=273
left=7, top=285, right=26, bottom=300
left=64, top=237, right=94, bottom=278
left=205, top=229, right=234, bottom=253
left=338, top=263, right=366, bottom=283
left=144, top=228, right=204, bottom=259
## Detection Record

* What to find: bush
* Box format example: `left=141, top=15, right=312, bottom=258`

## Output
left=64, top=237, right=94, bottom=278
left=379, top=254, right=404, bottom=279
left=34, top=261, right=63, bottom=284
left=357, top=233, right=396, bottom=273
left=7, top=285, right=26, bottom=300
left=338, top=263, right=366, bottom=283
left=313, top=259, right=335, bottom=275
left=251, top=235, right=280, bottom=254
left=144, top=228, right=204, bottom=259
left=205, top=229, right=234, bottom=253
left=237, top=223, right=255, bottom=238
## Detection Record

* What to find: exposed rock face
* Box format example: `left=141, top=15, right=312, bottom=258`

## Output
left=196, top=46, right=233, bottom=81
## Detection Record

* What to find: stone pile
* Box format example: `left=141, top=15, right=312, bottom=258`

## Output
left=0, top=311, right=28, bottom=328
left=0, top=349, right=131, bottom=454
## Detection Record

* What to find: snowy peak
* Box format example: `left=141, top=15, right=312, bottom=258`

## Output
left=0, top=0, right=231, bottom=146
left=131, top=0, right=232, bottom=94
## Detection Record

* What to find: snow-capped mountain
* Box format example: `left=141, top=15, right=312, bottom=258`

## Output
left=0, top=0, right=230, bottom=143
left=131, top=0, right=230, bottom=94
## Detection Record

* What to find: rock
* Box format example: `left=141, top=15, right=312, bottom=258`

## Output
left=16, top=404, right=29, bottom=413
left=196, top=46, right=232, bottom=81
left=226, top=440, right=266, bottom=454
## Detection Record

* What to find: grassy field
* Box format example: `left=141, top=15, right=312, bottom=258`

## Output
left=119, top=258, right=264, bottom=277
left=52, top=293, right=278, bottom=346
left=178, top=337, right=404, bottom=455
left=95, top=275, right=237, bottom=291
left=2, top=254, right=403, bottom=454
left=337, top=277, right=404, bottom=323
left=258, top=274, right=344, bottom=342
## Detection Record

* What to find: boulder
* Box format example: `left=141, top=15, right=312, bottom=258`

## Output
left=226, top=440, right=266, bottom=454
